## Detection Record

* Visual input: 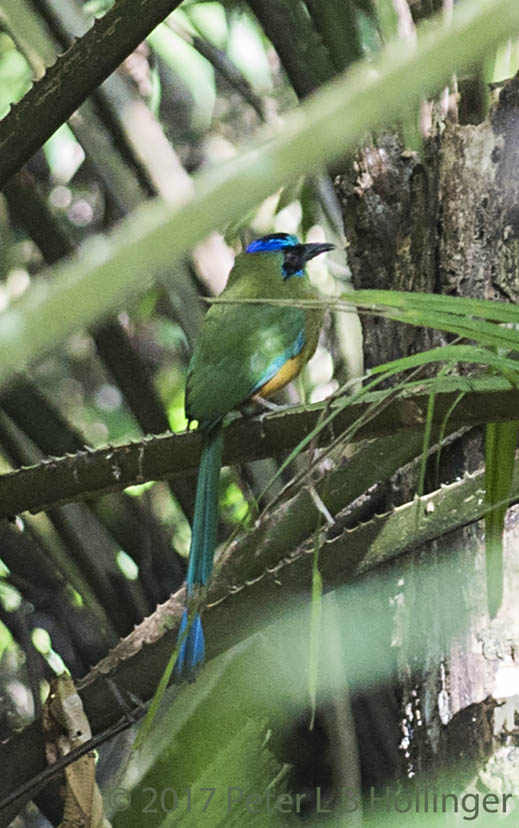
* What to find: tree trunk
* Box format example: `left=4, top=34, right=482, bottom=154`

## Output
left=335, top=74, right=519, bottom=793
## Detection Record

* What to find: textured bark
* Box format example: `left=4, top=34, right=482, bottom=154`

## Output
left=335, top=75, right=519, bottom=789
left=337, top=133, right=442, bottom=369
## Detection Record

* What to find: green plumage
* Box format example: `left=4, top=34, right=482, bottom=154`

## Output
left=186, top=251, right=323, bottom=425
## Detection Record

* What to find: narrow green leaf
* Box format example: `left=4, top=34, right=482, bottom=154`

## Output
left=367, top=343, right=519, bottom=379
left=132, top=641, right=179, bottom=752
left=484, top=420, right=519, bottom=617
left=308, top=522, right=324, bottom=731
left=132, top=598, right=204, bottom=752
left=214, top=292, right=519, bottom=365
left=385, top=306, right=519, bottom=352
left=417, top=373, right=442, bottom=498
left=347, top=288, right=519, bottom=324
left=434, top=390, right=466, bottom=489
left=255, top=288, right=519, bottom=326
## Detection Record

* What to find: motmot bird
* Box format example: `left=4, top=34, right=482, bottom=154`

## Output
left=174, top=232, right=334, bottom=682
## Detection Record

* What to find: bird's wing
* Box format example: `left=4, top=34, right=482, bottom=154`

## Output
left=186, top=302, right=306, bottom=424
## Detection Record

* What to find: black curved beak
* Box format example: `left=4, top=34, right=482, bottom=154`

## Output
left=301, top=242, right=335, bottom=263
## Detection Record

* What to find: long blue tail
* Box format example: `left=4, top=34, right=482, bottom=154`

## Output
left=174, top=425, right=223, bottom=682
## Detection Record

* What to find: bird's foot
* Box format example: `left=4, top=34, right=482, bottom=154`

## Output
left=250, top=395, right=289, bottom=413
left=240, top=395, right=289, bottom=419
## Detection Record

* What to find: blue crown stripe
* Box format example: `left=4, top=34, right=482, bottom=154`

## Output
left=246, top=233, right=300, bottom=253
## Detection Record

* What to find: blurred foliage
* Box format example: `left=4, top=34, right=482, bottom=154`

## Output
left=0, top=0, right=518, bottom=824
left=0, top=34, right=31, bottom=117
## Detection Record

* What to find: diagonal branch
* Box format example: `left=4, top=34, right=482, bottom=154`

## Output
left=1, top=382, right=518, bottom=518
left=0, top=0, right=182, bottom=188
left=2, top=461, right=519, bottom=819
